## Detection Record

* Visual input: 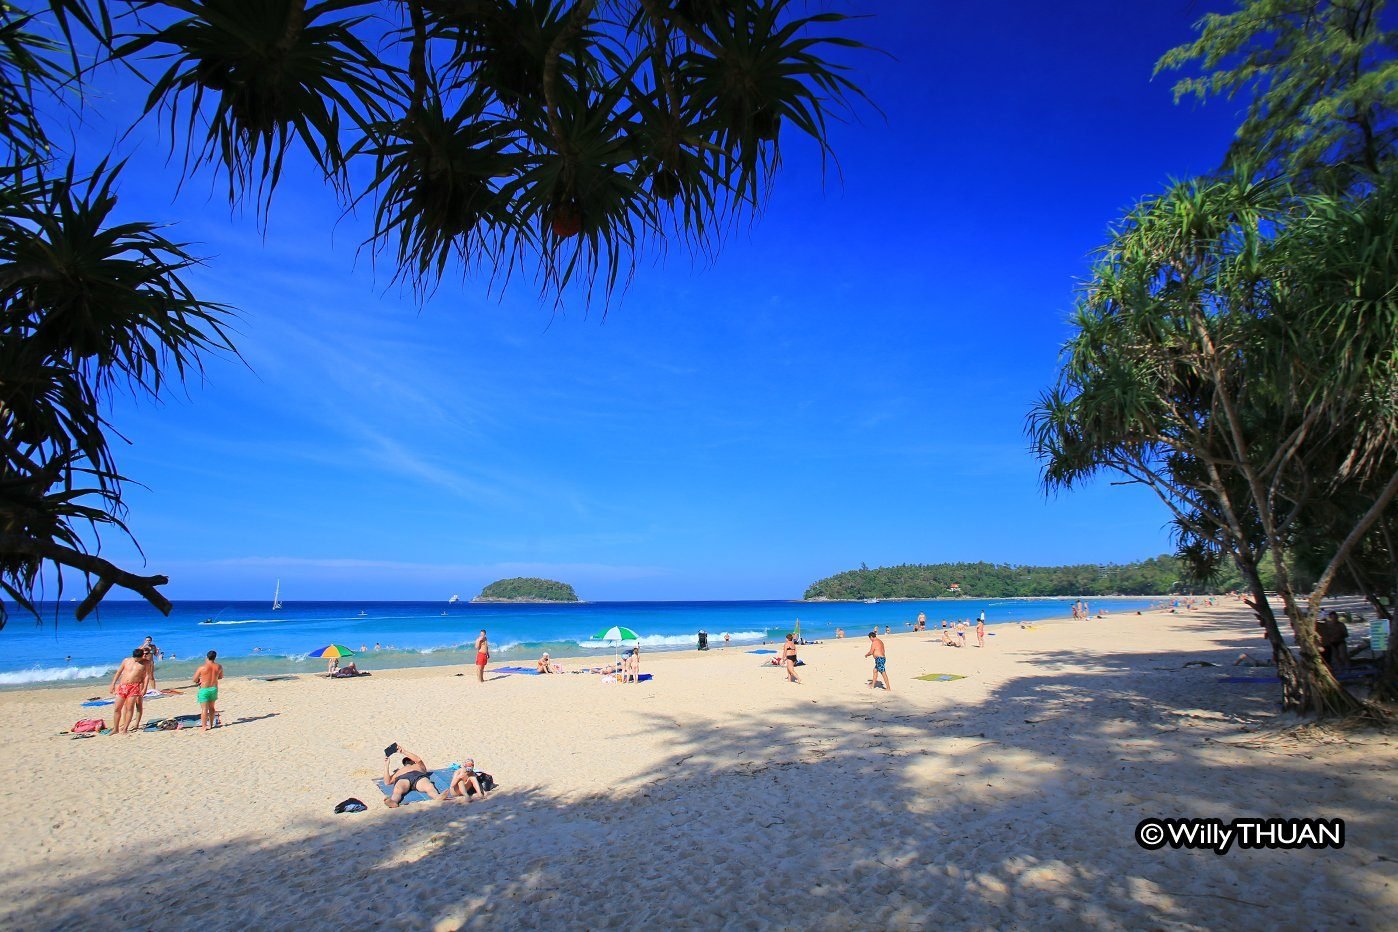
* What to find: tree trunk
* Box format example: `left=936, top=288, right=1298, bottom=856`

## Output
left=1235, top=552, right=1309, bottom=709
left=1274, top=579, right=1370, bottom=716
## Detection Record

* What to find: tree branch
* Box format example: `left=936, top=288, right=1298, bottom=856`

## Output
left=0, top=533, right=171, bottom=619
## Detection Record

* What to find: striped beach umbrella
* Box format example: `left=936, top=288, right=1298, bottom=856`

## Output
left=308, top=644, right=356, bottom=658
left=591, top=626, right=640, bottom=674
left=591, top=625, right=640, bottom=643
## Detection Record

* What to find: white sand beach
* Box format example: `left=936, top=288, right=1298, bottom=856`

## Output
left=1, top=601, right=1394, bottom=930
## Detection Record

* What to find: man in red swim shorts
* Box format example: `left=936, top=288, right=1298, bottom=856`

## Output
left=474, top=630, right=489, bottom=683
left=108, top=649, right=148, bottom=734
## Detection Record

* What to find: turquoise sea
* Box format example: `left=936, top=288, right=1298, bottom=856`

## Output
left=0, top=597, right=1161, bottom=687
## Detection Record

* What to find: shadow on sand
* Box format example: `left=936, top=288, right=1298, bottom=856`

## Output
left=7, top=618, right=1394, bottom=930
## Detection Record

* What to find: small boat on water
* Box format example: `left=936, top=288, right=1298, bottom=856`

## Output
left=864, top=598, right=879, bottom=604
left=448, top=594, right=460, bottom=604
left=272, top=579, right=282, bottom=611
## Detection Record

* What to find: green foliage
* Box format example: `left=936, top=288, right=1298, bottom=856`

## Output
left=0, top=0, right=870, bottom=625
left=477, top=576, right=579, bottom=601
left=804, top=556, right=1192, bottom=600
left=1157, top=0, right=1397, bottom=189
left=1032, top=1, right=1398, bottom=713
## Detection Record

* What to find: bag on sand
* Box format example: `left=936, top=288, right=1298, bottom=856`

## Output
left=72, top=719, right=105, bottom=733
left=469, top=771, right=496, bottom=794
left=334, top=798, right=368, bottom=814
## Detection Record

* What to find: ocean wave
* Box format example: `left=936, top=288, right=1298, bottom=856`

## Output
left=575, top=630, right=770, bottom=649
left=198, top=618, right=284, bottom=626
left=0, top=665, right=111, bottom=685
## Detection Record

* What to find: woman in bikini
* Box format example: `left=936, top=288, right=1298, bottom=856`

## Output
left=783, top=633, right=801, bottom=684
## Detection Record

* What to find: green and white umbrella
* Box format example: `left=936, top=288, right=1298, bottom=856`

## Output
left=591, top=625, right=640, bottom=674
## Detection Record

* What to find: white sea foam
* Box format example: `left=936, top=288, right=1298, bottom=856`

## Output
left=198, top=618, right=283, bottom=626
left=576, top=631, right=769, bottom=649
left=0, top=665, right=110, bottom=685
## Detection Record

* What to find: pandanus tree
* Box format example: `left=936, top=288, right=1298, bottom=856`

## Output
left=0, top=0, right=869, bottom=625
left=1030, top=0, right=1398, bottom=717
left=1028, top=174, right=1398, bottom=717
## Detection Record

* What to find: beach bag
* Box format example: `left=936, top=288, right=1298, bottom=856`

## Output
left=469, top=771, right=496, bottom=794
left=72, top=719, right=104, bottom=733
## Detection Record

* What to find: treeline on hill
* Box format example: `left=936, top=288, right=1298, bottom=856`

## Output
left=476, top=578, right=579, bottom=602
left=803, top=556, right=1264, bottom=600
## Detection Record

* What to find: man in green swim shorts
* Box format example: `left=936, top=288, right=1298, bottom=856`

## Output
left=193, top=650, right=224, bottom=731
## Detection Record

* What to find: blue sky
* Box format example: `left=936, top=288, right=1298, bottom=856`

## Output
left=68, top=1, right=1243, bottom=601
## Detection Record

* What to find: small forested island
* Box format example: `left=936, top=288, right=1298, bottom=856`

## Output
left=804, top=556, right=1197, bottom=600
left=473, top=577, right=580, bottom=602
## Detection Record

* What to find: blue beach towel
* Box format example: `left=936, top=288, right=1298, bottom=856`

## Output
left=82, top=694, right=166, bottom=707
left=747, top=649, right=778, bottom=654
left=490, top=666, right=541, bottom=675
left=375, top=770, right=455, bottom=805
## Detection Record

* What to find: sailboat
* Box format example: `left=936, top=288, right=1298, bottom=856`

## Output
left=272, top=579, right=282, bottom=611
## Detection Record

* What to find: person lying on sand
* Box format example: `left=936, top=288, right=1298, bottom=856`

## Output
left=940, top=631, right=962, bottom=647
left=383, top=746, right=442, bottom=807
left=1234, top=652, right=1275, bottom=667
left=442, top=758, right=489, bottom=802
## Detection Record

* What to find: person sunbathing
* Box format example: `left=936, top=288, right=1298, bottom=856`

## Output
left=443, top=758, right=489, bottom=802
left=383, top=746, right=442, bottom=807
left=1234, top=652, right=1275, bottom=667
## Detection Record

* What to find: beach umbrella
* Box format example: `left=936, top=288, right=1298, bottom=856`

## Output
left=308, top=644, right=356, bottom=658
left=591, top=625, right=640, bottom=643
left=590, top=626, right=640, bottom=674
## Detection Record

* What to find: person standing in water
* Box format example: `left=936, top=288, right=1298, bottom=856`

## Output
left=193, top=650, right=224, bottom=731
left=474, top=630, right=489, bottom=683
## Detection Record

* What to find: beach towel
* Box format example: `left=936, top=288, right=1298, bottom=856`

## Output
left=82, top=693, right=167, bottom=707
left=763, top=660, right=805, bottom=667
left=143, top=714, right=201, bottom=732
left=375, top=770, right=455, bottom=805
left=915, top=673, right=966, bottom=683
left=489, top=666, right=541, bottom=675
left=251, top=675, right=299, bottom=682
left=747, top=649, right=778, bottom=655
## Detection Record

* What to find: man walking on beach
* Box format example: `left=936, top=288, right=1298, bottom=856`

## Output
left=193, top=650, right=224, bottom=731
left=866, top=631, right=890, bottom=691
left=108, top=649, right=147, bottom=734
left=474, top=630, right=489, bottom=682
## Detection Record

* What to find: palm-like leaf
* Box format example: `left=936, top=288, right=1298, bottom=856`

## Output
left=118, top=0, right=389, bottom=204
left=356, top=93, right=524, bottom=289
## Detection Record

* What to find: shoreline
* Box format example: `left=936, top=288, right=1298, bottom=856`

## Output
left=802, top=594, right=1185, bottom=602
left=5, top=600, right=1179, bottom=690
left=0, top=601, right=1133, bottom=691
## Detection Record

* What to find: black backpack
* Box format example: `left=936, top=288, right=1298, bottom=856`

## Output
left=469, top=771, right=496, bottom=794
